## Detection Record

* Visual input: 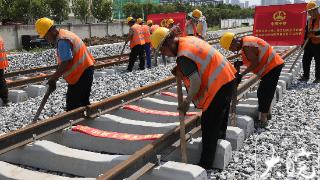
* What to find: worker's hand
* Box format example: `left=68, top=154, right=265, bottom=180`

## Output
left=307, top=32, right=316, bottom=38
left=47, top=78, right=57, bottom=93
left=233, top=61, right=243, bottom=69
left=178, top=98, right=191, bottom=114
left=235, top=73, right=243, bottom=85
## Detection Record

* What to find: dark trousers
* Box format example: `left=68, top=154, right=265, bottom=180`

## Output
left=0, top=69, right=8, bottom=102
left=257, top=64, right=283, bottom=113
left=66, top=66, right=94, bottom=111
left=145, top=43, right=151, bottom=68
left=302, top=42, right=320, bottom=79
left=199, top=79, right=235, bottom=169
left=127, top=44, right=145, bottom=71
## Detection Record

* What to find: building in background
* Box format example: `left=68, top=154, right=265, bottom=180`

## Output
left=293, top=0, right=305, bottom=3
left=245, top=1, right=249, bottom=8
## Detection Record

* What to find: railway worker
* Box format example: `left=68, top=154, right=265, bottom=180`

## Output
left=220, top=32, right=284, bottom=129
left=185, top=15, right=197, bottom=36
left=299, top=1, right=320, bottom=83
left=35, top=17, right=95, bottom=111
left=151, top=27, right=237, bottom=170
left=147, top=20, right=160, bottom=34
left=126, top=17, right=146, bottom=72
left=138, top=18, right=152, bottom=68
left=0, top=36, right=9, bottom=106
left=188, top=9, right=207, bottom=39
left=167, top=18, right=182, bottom=37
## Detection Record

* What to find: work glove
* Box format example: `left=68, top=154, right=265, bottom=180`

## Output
left=233, top=61, right=243, bottom=69
left=178, top=98, right=191, bottom=114
left=47, top=78, right=57, bottom=93
left=235, top=73, right=243, bottom=85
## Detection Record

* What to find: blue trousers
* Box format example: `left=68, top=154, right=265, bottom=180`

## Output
left=145, top=43, right=151, bottom=68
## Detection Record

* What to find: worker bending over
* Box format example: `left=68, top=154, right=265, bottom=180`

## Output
left=151, top=27, right=236, bottom=170
left=220, top=33, right=284, bottom=129
left=0, top=36, right=8, bottom=105
left=126, top=17, right=145, bottom=72
left=35, top=17, right=95, bottom=111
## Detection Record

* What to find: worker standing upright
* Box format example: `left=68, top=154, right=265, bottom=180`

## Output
left=0, top=36, right=9, bottom=106
left=151, top=27, right=236, bottom=170
left=126, top=17, right=146, bottom=72
left=188, top=9, right=207, bottom=39
left=299, top=2, right=320, bottom=83
left=35, top=17, right=95, bottom=111
left=138, top=18, right=152, bottom=68
left=220, top=33, right=284, bottom=129
left=185, top=16, right=197, bottom=36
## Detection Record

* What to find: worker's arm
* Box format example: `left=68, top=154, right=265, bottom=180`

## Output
left=240, top=46, right=259, bottom=76
left=48, top=40, right=73, bottom=92
left=127, top=28, right=134, bottom=41
left=176, top=57, right=201, bottom=112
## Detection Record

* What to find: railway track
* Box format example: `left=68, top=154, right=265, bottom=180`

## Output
left=5, top=31, right=252, bottom=89
left=0, top=45, right=299, bottom=179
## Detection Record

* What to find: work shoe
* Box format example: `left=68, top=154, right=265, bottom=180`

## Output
left=267, top=112, right=272, bottom=120
left=313, top=79, right=320, bottom=83
left=260, top=119, right=269, bottom=128
left=298, top=76, right=309, bottom=81
left=1, top=98, right=8, bottom=106
left=254, top=119, right=261, bottom=129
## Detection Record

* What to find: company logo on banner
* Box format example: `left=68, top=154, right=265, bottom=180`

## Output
left=253, top=3, right=307, bottom=45
left=147, top=12, right=186, bottom=35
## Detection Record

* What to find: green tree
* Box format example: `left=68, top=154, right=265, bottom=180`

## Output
left=11, top=0, right=31, bottom=23
left=30, top=0, right=50, bottom=20
left=91, top=0, right=112, bottom=22
left=72, top=0, right=89, bottom=23
left=47, top=0, right=70, bottom=23
left=123, top=2, right=142, bottom=18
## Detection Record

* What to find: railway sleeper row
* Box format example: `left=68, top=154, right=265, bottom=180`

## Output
left=0, top=48, right=301, bottom=179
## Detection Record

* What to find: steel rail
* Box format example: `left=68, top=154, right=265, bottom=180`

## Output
left=4, top=54, right=129, bottom=79
left=5, top=30, right=252, bottom=80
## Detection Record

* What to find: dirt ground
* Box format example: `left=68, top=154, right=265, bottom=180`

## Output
left=83, top=35, right=127, bottom=46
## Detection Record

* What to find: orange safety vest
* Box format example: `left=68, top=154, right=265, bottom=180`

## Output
left=141, top=24, right=151, bottom=43
left=0, top=37, right=8, bottom=69
left=241, top=36, right=284, bottom=78
left=150, top=25, right=160, bottom=34
left=130, top=24, right=145, bottom=48
left=177, top=36, right=236, bottom=111
left=56, top=29, right=95, bottom=85
left=308, top=16, right=320, bottom=44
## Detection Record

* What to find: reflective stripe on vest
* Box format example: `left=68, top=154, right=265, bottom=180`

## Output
left=177, top=36, right=236, bottom=111
left=57, top=29, right=95, bottom=84
left=141, top=25, right=151, bottom=43
left=241, top=36, right=284, bottom=77
left=130, top=24, right=145, bottom=48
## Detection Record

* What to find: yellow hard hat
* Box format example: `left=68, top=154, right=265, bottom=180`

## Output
left=137, top=18, right=143, bottom=24
left=192, top=9, right=202, bottom=19
left=167, top=18, right=174, bottom=25
left=147, top=20, right=153, bottom=25
left=127, top=17, right=134, bottom=23
left=35, top=17, right=54, bottom=38
left=150, top=27, right=170, bottom=50
left=219, top=32, right=235, bottom=50
left=307, top=1, right=318, bottom=10
left=160, top=19, right=167, bottom=27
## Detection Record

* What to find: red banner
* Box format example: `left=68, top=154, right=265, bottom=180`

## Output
left=72, top=125, right=162, bottom=141
left=147, top=12, right=186, bottom=34
left=253, top=3, right=307, bottom=45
